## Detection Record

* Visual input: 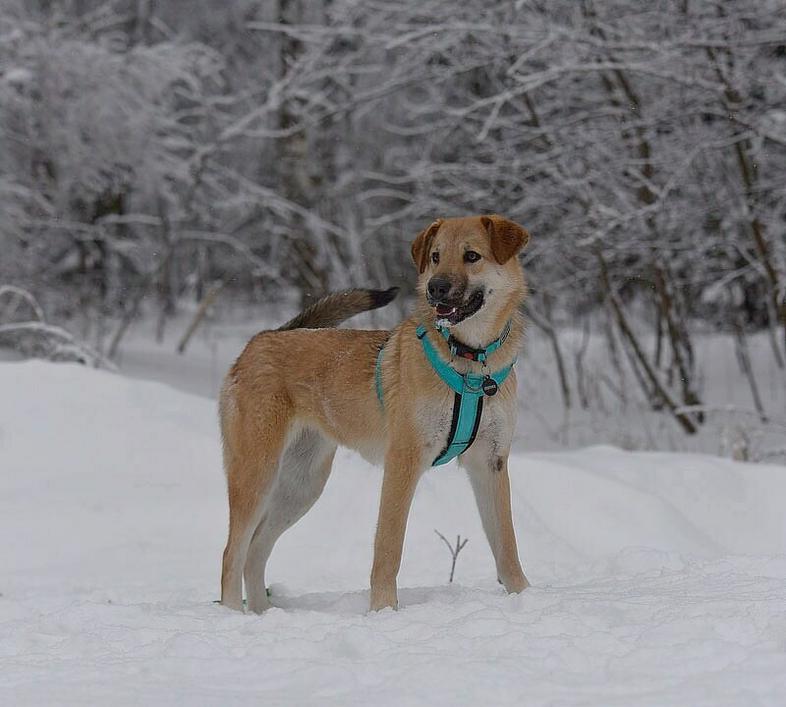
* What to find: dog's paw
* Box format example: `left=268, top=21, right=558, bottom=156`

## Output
left=503, top=574, right=530, bottom=594
left=369, top=584, right=398, bottom=612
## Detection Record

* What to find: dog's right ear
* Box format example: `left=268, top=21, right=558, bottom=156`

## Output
left=411, top=219, right=443, bottom=274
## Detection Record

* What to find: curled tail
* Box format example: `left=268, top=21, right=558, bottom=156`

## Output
left=278, top=287, right=399, bottom=331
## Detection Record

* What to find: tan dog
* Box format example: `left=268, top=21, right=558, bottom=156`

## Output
left=220, top=215, right=530, bottom=612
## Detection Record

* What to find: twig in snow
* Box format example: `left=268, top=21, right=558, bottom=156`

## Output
left=434, top=530, right=469, bottom=584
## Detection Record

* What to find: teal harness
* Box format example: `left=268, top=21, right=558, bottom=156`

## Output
left=375, top=323, right=515, bottom=467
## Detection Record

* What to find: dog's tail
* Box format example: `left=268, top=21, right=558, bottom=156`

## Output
left=277, top=287, right=399, bottom=331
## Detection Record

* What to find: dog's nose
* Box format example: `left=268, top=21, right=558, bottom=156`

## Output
left=427, top=277, right=452, bottom=301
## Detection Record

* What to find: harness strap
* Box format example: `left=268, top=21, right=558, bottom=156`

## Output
left=416, top=326, right=513, bottom=394
left=375, top=326, right=515, bottom=467
left=375, top=343, right=386, bottom=406
left=432, top=392, right=484, bottom=466
left=416, top=324, right=514, bottom=466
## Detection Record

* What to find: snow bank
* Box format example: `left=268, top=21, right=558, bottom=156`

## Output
left=1, top=361, right=785, bottom=705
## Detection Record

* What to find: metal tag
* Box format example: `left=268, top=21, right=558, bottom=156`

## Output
left=481, top=376, right=498, bottom=396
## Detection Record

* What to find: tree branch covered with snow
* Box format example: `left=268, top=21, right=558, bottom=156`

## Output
left=1, top=0, right=784, bottom=436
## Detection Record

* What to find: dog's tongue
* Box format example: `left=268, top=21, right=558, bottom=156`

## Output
left=435, top=304, right=455, bottom=316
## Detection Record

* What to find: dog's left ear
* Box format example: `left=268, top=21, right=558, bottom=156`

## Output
left=481, top=215, right=530, bottom=264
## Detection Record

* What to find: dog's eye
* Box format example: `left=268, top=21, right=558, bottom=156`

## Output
left=431, top=252, right=440, bottom=265
left=464, top=250, right=481, bottom=263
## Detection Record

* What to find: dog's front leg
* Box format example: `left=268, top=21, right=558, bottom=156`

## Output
left=462, top=446, right=529, bottom=594
left=369, top=442, right=424, bottom=611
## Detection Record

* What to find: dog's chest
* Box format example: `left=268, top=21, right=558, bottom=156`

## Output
left=414, top=390, right=512, bottom=462
left=415, top=395, right=454, bottom=453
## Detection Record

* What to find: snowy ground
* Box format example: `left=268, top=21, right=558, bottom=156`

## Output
left=2, top=360, right=786, bottom=705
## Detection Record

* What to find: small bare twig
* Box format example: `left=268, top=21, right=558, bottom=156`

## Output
left=434, top=530, right=469, bottom=584
left=176, top=280, right=225, bottom=354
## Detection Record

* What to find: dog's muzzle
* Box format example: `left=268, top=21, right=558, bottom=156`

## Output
left=428, top=287, right=485, bottom=326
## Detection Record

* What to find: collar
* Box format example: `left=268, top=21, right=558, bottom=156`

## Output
left=415, top=324, right=515, bottom=396
left=435, top=320, right=512, bottom=363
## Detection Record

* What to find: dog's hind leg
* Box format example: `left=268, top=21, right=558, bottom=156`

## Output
left=220, top=388, right=291, bottom=611
left=244, top=427, right=337, bottom=613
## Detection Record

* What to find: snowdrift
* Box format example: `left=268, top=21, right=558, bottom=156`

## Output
left=1, top=361, right=785, bottom=706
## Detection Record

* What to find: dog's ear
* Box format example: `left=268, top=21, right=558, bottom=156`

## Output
left=481, top=215, right=530, bottom=264
left=411, top=219, right=443, bottom=274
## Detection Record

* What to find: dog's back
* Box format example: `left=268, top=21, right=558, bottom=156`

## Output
left=219, top=286, right=397, bottom=465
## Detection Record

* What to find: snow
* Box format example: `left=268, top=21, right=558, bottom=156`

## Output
left=2, top=67, right=33, bottom=86
left=1, top=360, right=786, bottom=705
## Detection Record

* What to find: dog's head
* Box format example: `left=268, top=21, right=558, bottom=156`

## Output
left=411, top=215, right=529, bottom=331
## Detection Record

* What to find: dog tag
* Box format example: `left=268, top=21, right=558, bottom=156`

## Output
left=482, top=376, right=498, bottom=396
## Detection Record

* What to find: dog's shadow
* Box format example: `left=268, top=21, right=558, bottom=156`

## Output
left=269, top=584, right=472, bottom=615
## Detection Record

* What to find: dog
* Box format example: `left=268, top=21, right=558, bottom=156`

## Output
left=220, top=214, right=530, bottom=612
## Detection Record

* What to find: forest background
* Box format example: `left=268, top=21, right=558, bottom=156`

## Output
left=1, top=0, right=785, bottom=458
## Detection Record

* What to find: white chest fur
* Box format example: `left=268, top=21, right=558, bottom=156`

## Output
left=411, top=383, right=517, bottom=468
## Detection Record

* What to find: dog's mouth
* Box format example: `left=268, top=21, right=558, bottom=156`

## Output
left=431, top=290, right=485, bottom=326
